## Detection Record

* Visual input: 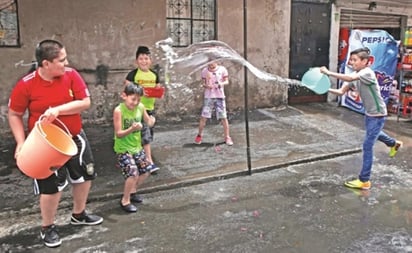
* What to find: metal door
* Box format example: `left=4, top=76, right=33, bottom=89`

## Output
left=289, top=1, right=331, bottom=104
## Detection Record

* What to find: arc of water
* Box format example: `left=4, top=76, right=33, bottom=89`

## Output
left=155, top=38, right=302, bottom=88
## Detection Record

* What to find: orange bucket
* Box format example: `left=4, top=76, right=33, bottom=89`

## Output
left=16, top=116, right=78, bottom=179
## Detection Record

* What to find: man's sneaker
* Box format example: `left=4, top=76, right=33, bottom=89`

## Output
left=344, top=179, right=371, bottom=190
left=225, top=136, right=233, bottom=146
left=194, top=135, right=202, bottom=144
left=40, top=224, right=61, bottom=248
left=148, top=163, right=160, bottom=174
left=389, top=140, right=403, bottom=158
left=70, top=211, right=103, bottom=226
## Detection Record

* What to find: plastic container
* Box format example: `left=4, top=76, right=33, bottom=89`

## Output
left=301, top=67, right=331, bottom=94
left=144, top=87, right=165, bottom=98
left=16, top=116, right=78, bottom=179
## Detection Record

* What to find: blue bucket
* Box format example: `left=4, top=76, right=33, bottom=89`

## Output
left=301, top=67, right=331, bottom=94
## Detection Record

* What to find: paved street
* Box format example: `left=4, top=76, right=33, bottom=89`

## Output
left=0, top=103, right=411, bottom=252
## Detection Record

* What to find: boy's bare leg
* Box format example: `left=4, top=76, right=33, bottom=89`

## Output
left=197, top=117, right=207, bottom=136
left=144, top=144, right=153, bottom=164
left=132, top=173, right=150, bottom=194
left=72, top=181, right=91, bottom=214
left=122, top=177, right=138, bottom=205
left=222, top=118, right=230, bottom=138
left=40, top=192, right=62, bottom=226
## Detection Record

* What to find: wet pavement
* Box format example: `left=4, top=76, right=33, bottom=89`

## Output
left=0, top=103, right=411, bottom=252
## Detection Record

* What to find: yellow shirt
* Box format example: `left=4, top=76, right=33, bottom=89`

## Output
left=134, top=69, right=157, bottom=111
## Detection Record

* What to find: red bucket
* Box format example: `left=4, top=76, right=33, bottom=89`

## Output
left=144, top=87, right=165, bottom=98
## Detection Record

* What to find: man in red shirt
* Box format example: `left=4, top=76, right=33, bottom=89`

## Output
left=8, top=39, right=103, bottom=248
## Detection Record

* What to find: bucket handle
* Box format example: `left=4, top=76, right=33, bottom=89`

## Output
left=37, top=115, right=72, bottom=138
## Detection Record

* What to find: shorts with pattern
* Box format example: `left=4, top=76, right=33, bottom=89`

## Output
left=34, top=129, right=96, bottom=195
left=201, top=98, right=227, bottom=119
left=117, top=150, right=151, bottom=179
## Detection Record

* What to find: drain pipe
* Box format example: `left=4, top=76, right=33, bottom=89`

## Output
left=243, top=0, right=252, bottom=175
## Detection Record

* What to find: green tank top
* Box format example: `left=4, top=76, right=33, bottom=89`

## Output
left=134, top=69, right=157, bottom=111
left=113, top=102, right=144, bottom=154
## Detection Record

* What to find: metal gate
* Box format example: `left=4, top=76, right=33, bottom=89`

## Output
left=289, top=1, right=331, bottom=104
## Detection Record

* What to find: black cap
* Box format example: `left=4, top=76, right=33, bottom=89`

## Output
left=136, top=46, right=151, bottom=58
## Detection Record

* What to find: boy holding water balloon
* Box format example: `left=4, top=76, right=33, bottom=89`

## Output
left=320, top=47, right=402, bottom=190
left=113, top=83, right=155, bottom=212
left=194, top=62, right=233, bottom=146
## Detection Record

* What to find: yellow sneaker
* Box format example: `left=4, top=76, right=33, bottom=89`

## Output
left=389, top=141, right=402, bottom=158
left=344, top=179, right=371, bottom=190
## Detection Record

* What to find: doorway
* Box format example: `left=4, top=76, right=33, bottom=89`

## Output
left=289, top=1, right=331, bottom=104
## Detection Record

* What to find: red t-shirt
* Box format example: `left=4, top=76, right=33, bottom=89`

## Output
left=8, top=67, right=90, bottom=135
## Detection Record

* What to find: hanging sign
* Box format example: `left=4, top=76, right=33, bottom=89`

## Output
left=339, top=29, right=399, bottom=114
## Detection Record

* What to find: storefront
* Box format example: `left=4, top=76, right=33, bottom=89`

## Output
left=331, top=1, right=412, bottom=118
left=288, top=0, right=412, bottom=105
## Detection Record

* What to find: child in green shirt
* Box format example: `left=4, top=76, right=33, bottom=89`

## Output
left=113, top=83, right=156, bottom=212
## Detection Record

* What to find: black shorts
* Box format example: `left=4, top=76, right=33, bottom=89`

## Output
left=142, top=110, right=155, bottom=145
left=33, top=129, right=96, bottom=195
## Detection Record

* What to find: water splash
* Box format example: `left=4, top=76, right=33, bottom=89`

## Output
left=154, top=38, right=302, bottom=88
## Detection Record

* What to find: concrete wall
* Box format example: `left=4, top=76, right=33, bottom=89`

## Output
left=242, top=0, right=290, bottom=108
left=0, top=0, right=291, bottom=135
left=0, top=0, right=168, bottom=130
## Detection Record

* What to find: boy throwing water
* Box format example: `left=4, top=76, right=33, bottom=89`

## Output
left=320, top=47, right=402, bottom=190
left=113, top=83, right=155, bottom=212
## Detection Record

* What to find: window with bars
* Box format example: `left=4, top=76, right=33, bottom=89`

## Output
left=166, top=0, right=216, bottom=47
left=0, top=0, right=19, bottom=47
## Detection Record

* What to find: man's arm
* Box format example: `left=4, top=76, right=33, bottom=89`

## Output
left=42, top=97, right=91, bottom=123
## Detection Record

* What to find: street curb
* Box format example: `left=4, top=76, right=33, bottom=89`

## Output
left=129, top=148, right=362, bottom=195
left=0, top=147, right=361, bottom=219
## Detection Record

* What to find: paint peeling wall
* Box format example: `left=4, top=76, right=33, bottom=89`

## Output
left=241, top=0, right=290, bottom=108
left=0, top=0, right=291, bottom=136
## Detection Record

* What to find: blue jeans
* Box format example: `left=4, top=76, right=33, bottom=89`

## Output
left=360, top=115, right=396, bottom=182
